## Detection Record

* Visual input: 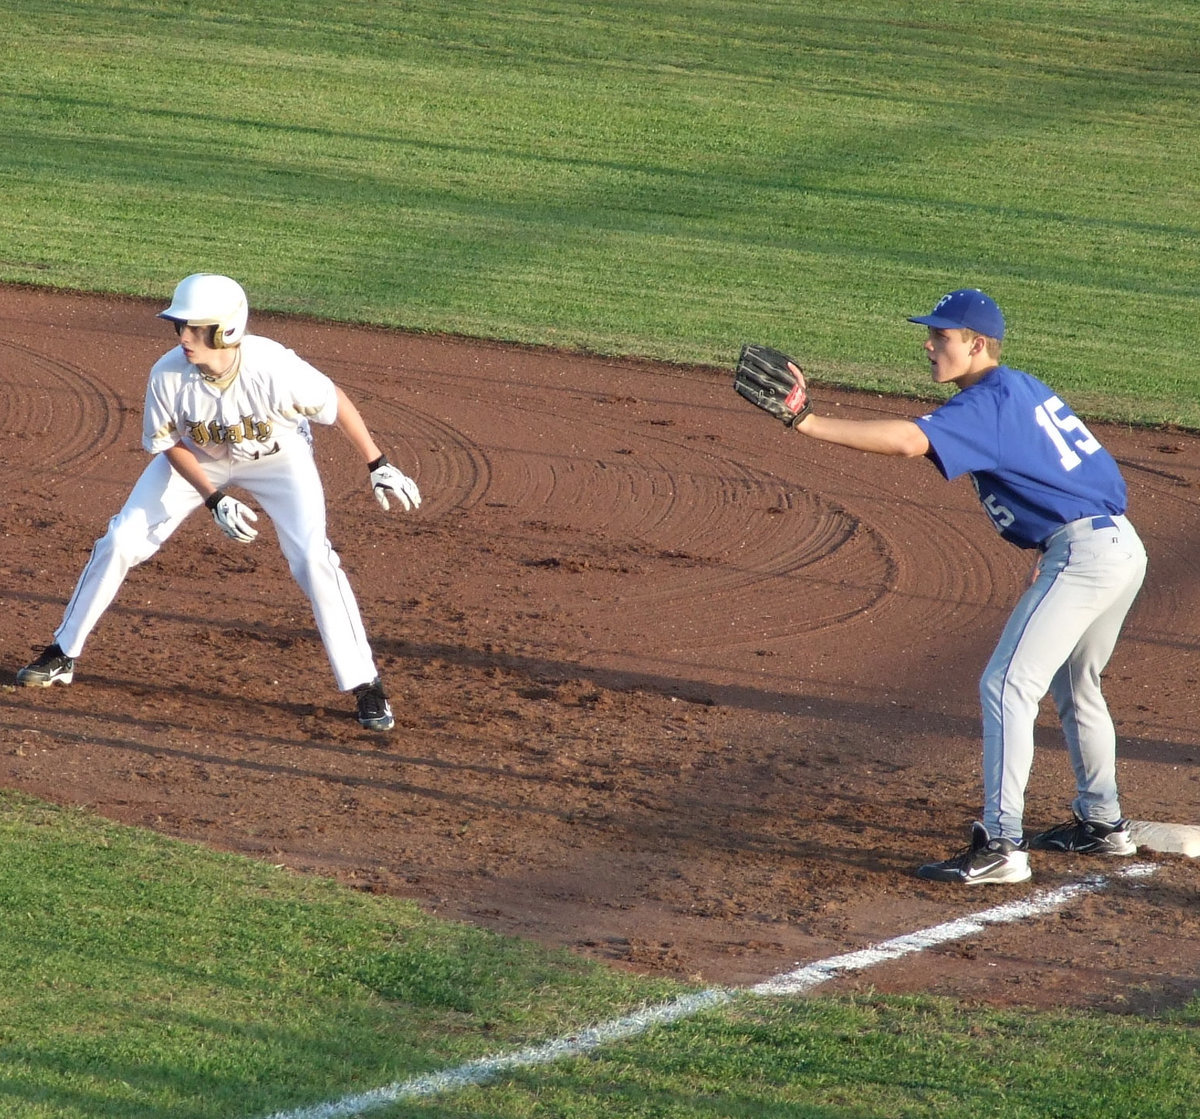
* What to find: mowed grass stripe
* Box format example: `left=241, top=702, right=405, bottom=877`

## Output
left=0, top=1, right=1197, bottom=420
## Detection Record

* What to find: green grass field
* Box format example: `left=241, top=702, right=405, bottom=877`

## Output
left=2, top=2, right=1199, bottom=1115
left=3, top=793, right=1198, bottom=1119
left=2, top=0, right=1198, bottom=421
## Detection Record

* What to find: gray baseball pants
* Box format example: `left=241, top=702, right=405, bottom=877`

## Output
left=980, top=514, right=1146, bottom=841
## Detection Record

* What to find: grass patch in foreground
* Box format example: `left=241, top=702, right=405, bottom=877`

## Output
left=0, top=790, right=683, bottom=1119
left=2, top=791, right=1198, bottom=1118
left=424, top=996, right=1200, bottom=1119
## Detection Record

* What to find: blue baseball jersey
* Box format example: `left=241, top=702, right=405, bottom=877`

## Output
left=913, top=366, right=1127, bottom=550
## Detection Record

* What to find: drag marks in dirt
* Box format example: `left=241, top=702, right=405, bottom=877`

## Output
left=360, top=370, right=955, bottom=661
left=0, top=337, right=131, bottom=475
left=375, top=349, right=1200, bottom=756
left=256, top=864, right=1159, bottom=1119
left=303, top=342, right=1044, bottom=669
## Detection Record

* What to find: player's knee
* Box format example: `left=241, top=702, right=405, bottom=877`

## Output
left=102, top=512, right=163, bottom=567
left=287, top=551, right=342, bottom=594
left=983, top=663, right=1055, bottom=713
left=979, top=659, right=1007, bottom=706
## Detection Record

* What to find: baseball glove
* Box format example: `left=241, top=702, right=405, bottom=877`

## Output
left=733, top=344, right=812, bottom=427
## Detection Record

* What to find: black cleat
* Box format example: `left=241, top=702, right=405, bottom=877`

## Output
left=353, top=677, right=394, bottom=732
left=1027, top=814, right=1135, bottom=856
left=16, top=644, right=75, bottom=687
left=916, top=822, right=1031, bottom=885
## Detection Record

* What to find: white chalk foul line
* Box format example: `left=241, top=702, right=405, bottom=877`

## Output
left=751, top=861, right=1156, bottom=996
left=260, top=988, right=737, bottom=1119
left=258, top=863, right=1158, bottom=1119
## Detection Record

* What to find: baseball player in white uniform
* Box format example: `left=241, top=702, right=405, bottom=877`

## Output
left=16, top=273, right=420, bottom=732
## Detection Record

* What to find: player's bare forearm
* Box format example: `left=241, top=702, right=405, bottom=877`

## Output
left=333, top=386, right=383, bottom=464
left=795, top=414, right=930, bottom=457
left=163, top=443, right=219, bottom=498
left=334, top=386, right=423, bottom=513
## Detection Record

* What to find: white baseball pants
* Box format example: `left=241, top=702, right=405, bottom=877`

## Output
left=54, top=445, right=379, bottom=691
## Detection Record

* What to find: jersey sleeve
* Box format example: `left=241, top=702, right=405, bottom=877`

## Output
left=273, top=343, right=339, bottom=426
left=912, top=381, right=1003, bottom=481
left=142, top=355, right=182, bottom=454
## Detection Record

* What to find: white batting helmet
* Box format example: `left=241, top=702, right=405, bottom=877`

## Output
left=158, top=273, right=249, bottom=348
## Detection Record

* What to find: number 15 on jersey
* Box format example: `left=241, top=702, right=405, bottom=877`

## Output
left=1035, top=395, right=1101, bottom=471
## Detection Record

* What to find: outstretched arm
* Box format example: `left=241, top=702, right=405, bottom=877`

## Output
left=333, top=386, right=384, bottom=464
left=334, top=386, right=422, bottom=513
left=786, top=362, right=930, bottom=458
left=794, top=412, right=930, bottom=457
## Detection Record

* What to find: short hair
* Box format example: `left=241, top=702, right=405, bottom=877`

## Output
left=960, top=327, right=1002, bottom=361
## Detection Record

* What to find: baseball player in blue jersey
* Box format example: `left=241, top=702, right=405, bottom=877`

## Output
left=780, top=289, right=1146, bottom=884
left=15, top=274, right=421, bottom=733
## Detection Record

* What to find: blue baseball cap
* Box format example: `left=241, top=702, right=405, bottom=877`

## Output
left=908, top=288, right=1005, bottom=340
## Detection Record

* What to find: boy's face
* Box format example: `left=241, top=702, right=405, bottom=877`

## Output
left=176, top=322, right=222, bottom=367
left=922, top=327, right=977, bottom=385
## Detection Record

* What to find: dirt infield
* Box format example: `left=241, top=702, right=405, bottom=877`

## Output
left=3, top=285, right=1197, bottom=1012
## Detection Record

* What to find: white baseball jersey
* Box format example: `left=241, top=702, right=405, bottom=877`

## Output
left=143, top=334, right=339, bottom=459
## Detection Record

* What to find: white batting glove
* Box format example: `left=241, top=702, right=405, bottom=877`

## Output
left=205, top=491, right=259, bottom=543
left=369, top=455, right=421, bottom=513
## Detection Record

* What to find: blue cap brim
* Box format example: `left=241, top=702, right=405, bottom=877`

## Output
left=908, top=314, right=958, bottom=329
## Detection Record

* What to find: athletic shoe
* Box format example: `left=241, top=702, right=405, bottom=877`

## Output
left=353, top=677, right=394, bottom=732
left=1027, top=814, right=1136, bottom=856
left=16, top=644, right=75, bottom=687
left=916, top=822, right=1031, bottom=885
